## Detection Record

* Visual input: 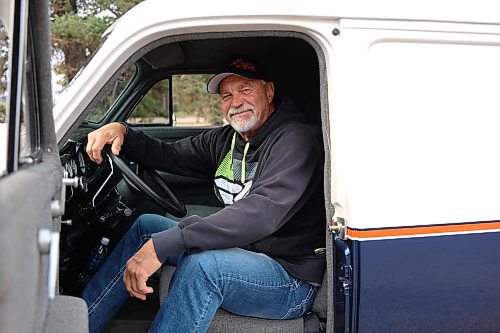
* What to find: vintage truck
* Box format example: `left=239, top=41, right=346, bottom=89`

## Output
left=1, top=0, right=499, bottom=332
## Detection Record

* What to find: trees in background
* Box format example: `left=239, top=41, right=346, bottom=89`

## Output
left=0, top=25, right=8, bottom=121
left=1, top=0, right=221, bottom=125
left=51, top=0, right=142, bottom=85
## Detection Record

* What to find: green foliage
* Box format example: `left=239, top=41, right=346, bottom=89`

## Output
left=52, top=12, right=113, bottom=84
left=50, top=0, right=142, bottom=84
left=0, top=103, right=5, bottom=122
left=0, top=25, right=8, bottom=95
left=50, top=1, right=222, bottom=126
left=134, top=80, right=169, bottom=118
left=173, top=74, right=223, bottom=125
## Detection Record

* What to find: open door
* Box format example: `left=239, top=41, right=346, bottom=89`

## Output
left=0, top=1, right=87, bottom=332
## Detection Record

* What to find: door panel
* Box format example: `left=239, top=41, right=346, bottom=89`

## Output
left=0, top=158, right=60, bottom=332
left=140, top=126, right=210, bottom=143
left=0, top=1, right=83, bottom=332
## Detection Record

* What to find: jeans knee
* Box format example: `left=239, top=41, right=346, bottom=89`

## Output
left=132, top=214, right=151, bottom=239
left=177, top=250, right=223, bottom=283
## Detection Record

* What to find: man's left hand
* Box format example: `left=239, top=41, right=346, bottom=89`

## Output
left=123, top=239, right=162, bottom=300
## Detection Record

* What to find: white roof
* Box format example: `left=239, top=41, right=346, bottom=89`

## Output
left=53, top=0, right=500, bottom=141
left=124, top=0, right=500, bottom=26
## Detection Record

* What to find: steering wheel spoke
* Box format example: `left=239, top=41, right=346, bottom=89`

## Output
left=104, top=146, right=187, bottom=217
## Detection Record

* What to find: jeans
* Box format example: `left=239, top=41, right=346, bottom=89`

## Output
left=81, top=214, right=317, bottom=333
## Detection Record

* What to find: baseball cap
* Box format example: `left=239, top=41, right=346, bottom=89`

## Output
left=207, top=56, right=268, bottom=94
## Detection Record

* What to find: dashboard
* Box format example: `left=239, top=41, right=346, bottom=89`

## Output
left=60, top=139, right=132, bottom=220
left=61, top=140, right=101, bottom=190
left=59, top=139, right=138, bottom=294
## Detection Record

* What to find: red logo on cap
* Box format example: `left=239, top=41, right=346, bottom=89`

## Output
left=231, top=58, right=256, bottom=71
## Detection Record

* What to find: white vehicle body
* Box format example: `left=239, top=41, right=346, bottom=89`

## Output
left=54, top=0, right=500, bottom=235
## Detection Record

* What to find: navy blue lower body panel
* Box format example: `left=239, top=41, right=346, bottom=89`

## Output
left=355, top=232, right=500, bottom=332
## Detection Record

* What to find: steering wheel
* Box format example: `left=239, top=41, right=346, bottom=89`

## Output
left=104, top=146, right=187, bottom=218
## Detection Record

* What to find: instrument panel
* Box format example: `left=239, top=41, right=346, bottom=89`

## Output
left=61, top=142, right=95, bottom=179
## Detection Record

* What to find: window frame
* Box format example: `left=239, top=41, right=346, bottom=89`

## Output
left=124, top=75, right=174, bottom=127
left=5, top=0, right=42, bottom=174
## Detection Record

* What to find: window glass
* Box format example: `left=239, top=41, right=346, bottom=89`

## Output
left=84, top=66, right=136, bottom=123
left=172, top=74, right=224, bottom=127
left=0, top=19, right=40, bottom=175
left=0, top=23, right=9, bottom=174
left=128, top=79, right=170, bottom=124
left=127, top=74, right=224, bottom=127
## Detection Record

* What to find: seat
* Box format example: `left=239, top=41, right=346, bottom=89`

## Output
left=43, top=295, right=88, bottom=333
left=158, top=266, right=327, bottom=333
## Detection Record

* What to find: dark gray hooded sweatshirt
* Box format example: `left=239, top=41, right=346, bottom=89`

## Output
left=121, top=98, right=326, bottom=284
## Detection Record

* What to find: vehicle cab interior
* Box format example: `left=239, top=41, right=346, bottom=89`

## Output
left=58, top=33, right=330, bottom=333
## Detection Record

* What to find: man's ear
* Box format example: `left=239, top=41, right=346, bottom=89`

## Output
left=265, top=82, right=275, bottom=103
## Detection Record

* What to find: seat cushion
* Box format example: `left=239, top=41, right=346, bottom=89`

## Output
left=312, top=270, right=328, bottom=319
left=207, top=308, right=304, bottom=333
left=44, top=295, right=88, bottom=333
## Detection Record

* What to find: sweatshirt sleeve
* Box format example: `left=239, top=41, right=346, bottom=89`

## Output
left=120, top=125, right=220, bottom=179
left=151, top=124, right=324, bottom=262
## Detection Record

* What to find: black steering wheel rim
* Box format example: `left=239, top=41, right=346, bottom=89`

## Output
left=104, top=146, right=187, bottom=217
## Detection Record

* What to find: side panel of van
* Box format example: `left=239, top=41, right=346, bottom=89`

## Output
left=356, top=233, right=500, bottom=332
left=331, top=20, right=500, bottom=332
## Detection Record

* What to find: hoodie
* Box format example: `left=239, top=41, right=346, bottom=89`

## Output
left=121, top=98, right=326, bottom=284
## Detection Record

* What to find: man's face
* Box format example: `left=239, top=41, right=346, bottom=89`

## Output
left=219, top=75, right=275, bottom=140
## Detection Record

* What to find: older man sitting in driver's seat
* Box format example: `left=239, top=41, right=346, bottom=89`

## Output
left=82, top=55, right=326, bottom=333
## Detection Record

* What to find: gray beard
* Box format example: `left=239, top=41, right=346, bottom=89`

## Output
left=227, top=103, right=259, bottom=134
left=229, top=115, right=258, bottom=134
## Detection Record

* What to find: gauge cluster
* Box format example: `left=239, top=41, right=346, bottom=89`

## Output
left=61, top=142, right=96, bottom=180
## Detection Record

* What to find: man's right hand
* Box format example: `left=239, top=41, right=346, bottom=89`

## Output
left=86, top=122, right=127, bottom=164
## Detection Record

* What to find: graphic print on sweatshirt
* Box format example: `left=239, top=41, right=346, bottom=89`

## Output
left=214, top=149, right=258, bottom=205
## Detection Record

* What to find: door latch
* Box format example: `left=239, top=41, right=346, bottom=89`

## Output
left=329, top=216, right=346, bottom=240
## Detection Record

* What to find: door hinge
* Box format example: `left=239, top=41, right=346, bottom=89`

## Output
left=339, top=264, right=352, bottom=296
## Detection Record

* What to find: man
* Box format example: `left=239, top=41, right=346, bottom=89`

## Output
left=83, top=56, right=326, bottom=332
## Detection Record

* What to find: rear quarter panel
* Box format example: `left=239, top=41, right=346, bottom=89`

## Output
left=330, top=19, right=500, bottom=332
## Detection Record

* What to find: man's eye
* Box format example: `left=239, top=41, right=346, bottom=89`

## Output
left=241, top=88, right=251, bottom=94
left=221, top=94, right=231, bottom=101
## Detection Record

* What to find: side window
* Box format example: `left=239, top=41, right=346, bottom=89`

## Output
left=84, top=66, right=136, bottom=123
left=0, top=23, right=8, bottom=174
left=172, top=74, right=224, bottom=127
left=128, top=79, right=170, bottom=124
left=127, top=74, right=224, bottom=127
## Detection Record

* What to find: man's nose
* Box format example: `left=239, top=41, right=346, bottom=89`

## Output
left=231, top=93, right=244, bottom=108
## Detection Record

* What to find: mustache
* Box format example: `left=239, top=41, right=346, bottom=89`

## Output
left=228, top=103, right=254, bottom=116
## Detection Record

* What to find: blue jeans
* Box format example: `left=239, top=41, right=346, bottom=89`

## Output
left=82, top=214, right=317, bottom=333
